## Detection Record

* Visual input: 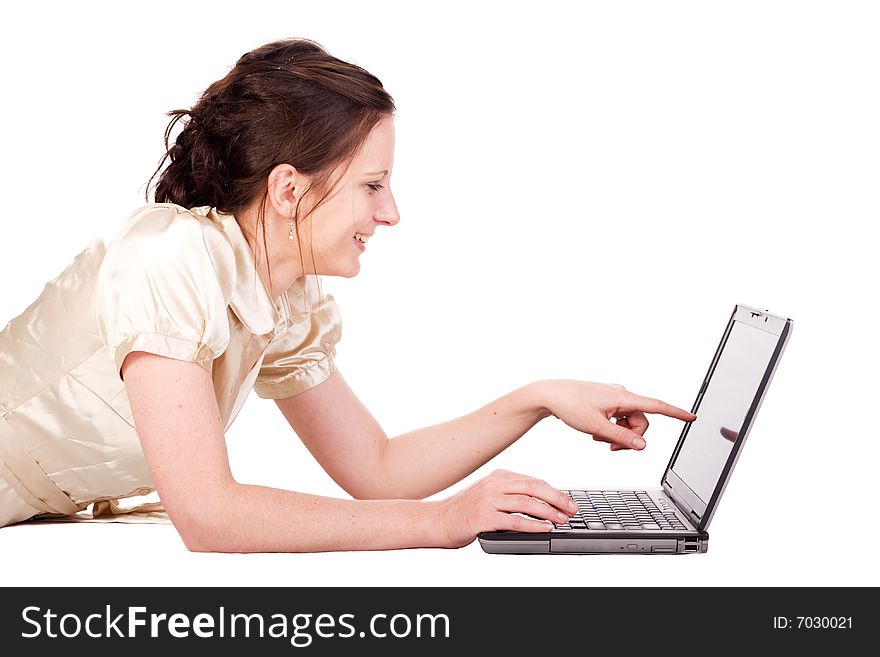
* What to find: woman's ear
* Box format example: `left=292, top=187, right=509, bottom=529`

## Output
left=266, top=163, right=308, bottom=217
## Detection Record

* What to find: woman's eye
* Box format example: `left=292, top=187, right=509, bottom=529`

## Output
left=367, top=183, right=384, bottom=192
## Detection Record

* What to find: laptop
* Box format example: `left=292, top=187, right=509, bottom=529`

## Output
left=479, top=304, right=793, bottom=555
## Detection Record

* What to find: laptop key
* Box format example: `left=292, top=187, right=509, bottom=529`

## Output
left=641, top=523, right=661, bottom=530
left=604, top=523, right=624, bottom=530
left=586, top=522, right=606, bottom=530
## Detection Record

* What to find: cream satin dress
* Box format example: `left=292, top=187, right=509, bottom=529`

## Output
left=0, top=203, right=341, bottom=528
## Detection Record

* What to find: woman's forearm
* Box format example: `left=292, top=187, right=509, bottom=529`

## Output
left=185, top=383, right=548, bottom=552
left=369, top=382, right=550, bottom=499
left=185, top=483, right=444, bottom=553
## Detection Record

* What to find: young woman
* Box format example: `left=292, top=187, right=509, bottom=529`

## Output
left=0, top=38, right=695, bottom=551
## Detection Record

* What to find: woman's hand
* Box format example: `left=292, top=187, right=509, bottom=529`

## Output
left=435, top=469, right=577, bottom=548
left=535, top=380, right=697, bottom=452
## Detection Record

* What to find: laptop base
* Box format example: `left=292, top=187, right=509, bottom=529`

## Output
left=478, top=532, right=709, bottom=555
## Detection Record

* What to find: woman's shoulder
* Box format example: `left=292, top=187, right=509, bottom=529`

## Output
left=98, top=202, right=237, bottom=292
left=103, top=203, right=232, bottom=258
left=106, top=202, right=220, bottom=239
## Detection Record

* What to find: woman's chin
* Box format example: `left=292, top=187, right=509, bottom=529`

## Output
left=334, top=260, right=361, bottom=278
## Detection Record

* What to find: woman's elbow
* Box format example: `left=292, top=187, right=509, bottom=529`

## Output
left=173, top=512, right=220, bottom=552
left=344, top=478, right=391, bottom=501
left=345, top=480, right=426, bottom=501
left=164, top=497, right=234, bottom=553
left=179, top=526, right=219, bottom=552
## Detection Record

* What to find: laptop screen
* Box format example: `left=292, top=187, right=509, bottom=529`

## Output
left=668, top=315, right=783, bottom=505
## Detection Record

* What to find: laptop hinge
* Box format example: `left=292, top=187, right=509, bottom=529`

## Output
left=663, top=481, right=702, bottom=528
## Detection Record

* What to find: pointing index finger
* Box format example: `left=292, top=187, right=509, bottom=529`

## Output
left=632, top=395, right=697, bottom=422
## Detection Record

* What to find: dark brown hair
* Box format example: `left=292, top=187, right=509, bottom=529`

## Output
left=146, top=38, right=395, bottom=291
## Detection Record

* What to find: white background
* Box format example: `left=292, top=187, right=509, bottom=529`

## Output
left=0, top=0, right=877, bottom=587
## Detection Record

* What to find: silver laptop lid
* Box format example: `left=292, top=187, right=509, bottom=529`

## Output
left=662, top=304, right=793, bottom=531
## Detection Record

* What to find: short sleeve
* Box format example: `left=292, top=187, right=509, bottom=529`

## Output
left=94, top=204, right=234, bottom=381
left=253, top=292, right=342, bottom=399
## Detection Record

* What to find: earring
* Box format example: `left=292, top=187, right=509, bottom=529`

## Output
left=288, top=183, right=296, bottom=240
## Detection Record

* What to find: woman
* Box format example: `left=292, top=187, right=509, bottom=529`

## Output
left=0, top=38, right=695, bottom=551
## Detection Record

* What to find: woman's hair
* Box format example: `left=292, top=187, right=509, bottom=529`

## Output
left=146, top=38, right=395, bottom=290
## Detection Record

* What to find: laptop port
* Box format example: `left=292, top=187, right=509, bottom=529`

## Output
left=683, top=540, right=699, bottom=553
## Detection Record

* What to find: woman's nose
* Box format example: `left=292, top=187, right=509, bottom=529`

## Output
left=376, top=193, right=400, bottom=226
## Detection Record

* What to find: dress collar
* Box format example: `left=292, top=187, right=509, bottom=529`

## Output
left=191, top=206, right=286, bottom=337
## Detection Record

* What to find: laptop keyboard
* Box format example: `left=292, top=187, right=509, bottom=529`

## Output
left=558, top=490, right=689, bottom=531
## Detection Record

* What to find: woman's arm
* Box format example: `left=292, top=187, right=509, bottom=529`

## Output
left=371, top=383, right=548, bottom=499
left=275, top=371, right=694, bottom=501
left=122, top=353, right=573, bottom=552
left=275, top=370, right=547, bottom=500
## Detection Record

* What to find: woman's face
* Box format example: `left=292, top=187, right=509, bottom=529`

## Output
left=301, top=116, right=399, bottom=278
